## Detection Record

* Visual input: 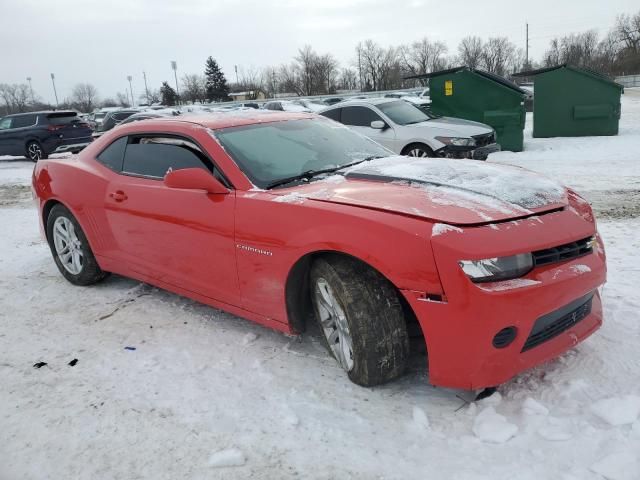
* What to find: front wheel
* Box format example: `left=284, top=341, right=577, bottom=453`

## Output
left=26, top=141, right=48, bottom=162
left=310, top=256, right=409, bottom=387
left=46, top=204, right=108, bottom=285
left=403, top=143, right=434, bottom=158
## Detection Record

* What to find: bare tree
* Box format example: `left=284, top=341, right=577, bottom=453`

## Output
left=71, top=83, right=99, bottom=112
left=115, top=92, right=130, bottom=108
left=181, top=74, right=207, bottom=103
left=481, top=37, right=517, bottom=76
left=234, top=66, right=264, bottom=99
left=338, top=68, right=358, bottom=90
left=0, top=83, right=32, bottom=114
left=261, top=66, right=279, bottom=97
left=315, top=53, right=339, bottom=93
left=458, top=36, right=484, bottom=69
left=401, top=37, right=448, bottom=78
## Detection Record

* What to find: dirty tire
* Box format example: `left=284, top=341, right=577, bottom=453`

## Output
left=310, top=256, right=409, bottom=386
left=46, top=204, right=108, bottom=286
left=25, top=141, right=48, bottom=162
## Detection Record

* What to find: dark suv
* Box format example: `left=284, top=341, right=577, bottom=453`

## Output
left=0, top=111, right=93, bottom=161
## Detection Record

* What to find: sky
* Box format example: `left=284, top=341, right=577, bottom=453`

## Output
left=0, top=0, right=637, bottom=104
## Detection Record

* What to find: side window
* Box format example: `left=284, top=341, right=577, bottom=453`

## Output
left=341, top=106, right=382, bottom=127
left=97, top=136, right=127, bottom=171
left=11, top=115, right=37, bottom=128
left=321, top=108, right=341, bottom=122
left=122, top=136, right=213, bottom=179
left=0, top=118, right=11, bottom=130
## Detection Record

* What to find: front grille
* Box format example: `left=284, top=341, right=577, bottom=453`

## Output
left=521, top=292, right=593, bottom=352
left=472, top=132, right=495, bottom=147
left=532, top=236, right=594, bottom=267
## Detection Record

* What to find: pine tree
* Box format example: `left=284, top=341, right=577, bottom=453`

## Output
left=160, top=81, right=177, bottom=106
left=204, top=56, right=230, bottom=102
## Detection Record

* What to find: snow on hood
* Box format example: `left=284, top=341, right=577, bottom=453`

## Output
left=346, top=156, right=566, bottom=210
left=268, top=156, right=568, bottom=225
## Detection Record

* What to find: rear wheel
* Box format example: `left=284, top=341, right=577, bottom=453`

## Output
left=46, top=204, right=108, bottom=285
left=310, top=256, right=409, bottom=386
left=403, top=143, right=434, bottom=158
left=26, top=141, right=48, bottom=162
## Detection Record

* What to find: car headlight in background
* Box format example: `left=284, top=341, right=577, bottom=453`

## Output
left=435, top=136, right=476, bottom=147
left=459, top=253, right=533, bottom=283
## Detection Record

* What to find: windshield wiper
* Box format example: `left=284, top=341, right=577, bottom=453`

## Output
left=265, top=156, right=384, bottom=190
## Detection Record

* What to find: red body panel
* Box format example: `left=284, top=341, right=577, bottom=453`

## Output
left=32, top=114, right=607, bottom=389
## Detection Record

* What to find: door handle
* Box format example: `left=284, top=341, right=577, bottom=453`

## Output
left=109, top=190, right=128, bottom=202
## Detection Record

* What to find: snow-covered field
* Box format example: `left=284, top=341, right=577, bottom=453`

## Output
left=1, top=91, right=639, bottom=480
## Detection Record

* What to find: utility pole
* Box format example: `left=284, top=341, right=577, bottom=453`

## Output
left=525, top=22, right=530, bottom=70
left=143, top=71, right=150, bottom=104
left=127, top=75, right=134, bottom=107
left=357, top=45, right=363, bottom=92
left=50, top=73, right=59, bottom=108
left=26, top=77, right=34, bottom=104
left=234, top=65, right=239, bottom=85
left=171, top=61, right=179, bottom=105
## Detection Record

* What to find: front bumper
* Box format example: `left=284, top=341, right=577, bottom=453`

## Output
left=404, top=210, right=606, bottom=390
left=437, top=142, right=501, bottom=161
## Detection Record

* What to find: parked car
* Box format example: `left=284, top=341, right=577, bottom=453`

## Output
left=93, top=109, right=139, bottom=136
left=118, top=110, right=179, bottom=125
left=294, top=99, right=327, bottom=112
left=33, top=111, right=606, bottom=390
left=262, top=100, right=312, bottom=112
left=320, top=98, right=499, bottom=160
left=0, top=111, right=93, bottom=161
left=88, top=107, right=120, bottom=130
left=323, top=97, right=343, bottom=105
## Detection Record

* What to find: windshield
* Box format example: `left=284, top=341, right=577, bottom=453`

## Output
left=378, top=100, right=433, bottom=125
left=94, top=112, right=107, bottom=120
left=214, top=117, right=391, bottom=189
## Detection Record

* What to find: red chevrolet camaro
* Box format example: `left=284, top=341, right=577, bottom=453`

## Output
left=32, top=111, right=606, bottom=390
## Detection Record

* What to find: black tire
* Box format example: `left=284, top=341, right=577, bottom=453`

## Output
left=25, top=141, right=48, bottom=162
left=402, top=143, right=435, bottom=158
left=310, top=256, right=409, bottom=387
left=46, top=204, right=108, bottom=286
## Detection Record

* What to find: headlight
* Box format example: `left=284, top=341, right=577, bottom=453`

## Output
left=435, top=136, right=476, bottom=147
left=459, top=253, right=533, bottom=283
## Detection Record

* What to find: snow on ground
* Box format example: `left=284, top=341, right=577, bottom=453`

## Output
left=1, top=93, right=639, bottom=480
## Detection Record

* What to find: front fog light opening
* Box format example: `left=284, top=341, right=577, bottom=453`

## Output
left=459, top=253, right=533, bottom=283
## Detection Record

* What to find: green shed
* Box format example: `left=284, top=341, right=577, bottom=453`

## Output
left=514, top=64, right=623, bottom=138
left=406, top=66, right=526, bottom=152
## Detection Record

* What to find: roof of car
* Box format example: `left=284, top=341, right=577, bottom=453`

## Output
left=325, top=97, right=397, bottom=107
left=3, top=110, right=76, bottom=117
left=150, top=111, right=314, bottom=130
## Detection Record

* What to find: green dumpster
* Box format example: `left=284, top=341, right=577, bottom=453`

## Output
left=513, top=65, right=623, bottom=138
left=406, top=67, right=526, bottom=152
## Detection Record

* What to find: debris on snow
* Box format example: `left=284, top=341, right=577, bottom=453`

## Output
left=590, top=395, right=640, bottom=426
left=68, top=359, right=78, bottom=367
left=124, top=346, right=136, bottom=351
left=472, top=407, right=518, bottom=444
left=242, top=332, right=258, bottom=346
left=208, top=448, right=246, bottom=468
left=32, top=362, right=47, bottom=369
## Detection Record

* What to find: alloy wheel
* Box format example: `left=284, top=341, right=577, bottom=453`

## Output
left=27, top=143, right=43, bottom=161
left=314, top=278, right=355, bottom=371
left=52, top=216, right=84, bottom=275
left=407, top=147, right=430, bottom=157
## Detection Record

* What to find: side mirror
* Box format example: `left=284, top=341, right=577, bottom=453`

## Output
left=164, top=168, right=229, bottom=195
left=370, top=120, right=386, bottom=129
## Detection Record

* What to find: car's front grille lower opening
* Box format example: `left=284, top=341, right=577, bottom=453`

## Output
left=532, top=236, right=593, bottom=267
left=521, top=292, right=594, bottom=352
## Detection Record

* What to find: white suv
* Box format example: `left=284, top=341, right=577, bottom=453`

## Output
left=319, top=98, right=499, bottom=160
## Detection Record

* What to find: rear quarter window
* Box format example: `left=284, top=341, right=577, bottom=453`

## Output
left=47, top=113, right=79, bottom=125
left=97, top=136, right=127, bottom=172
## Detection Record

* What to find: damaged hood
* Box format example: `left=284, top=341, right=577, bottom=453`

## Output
left=269, top=156, right=568, bottom=225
